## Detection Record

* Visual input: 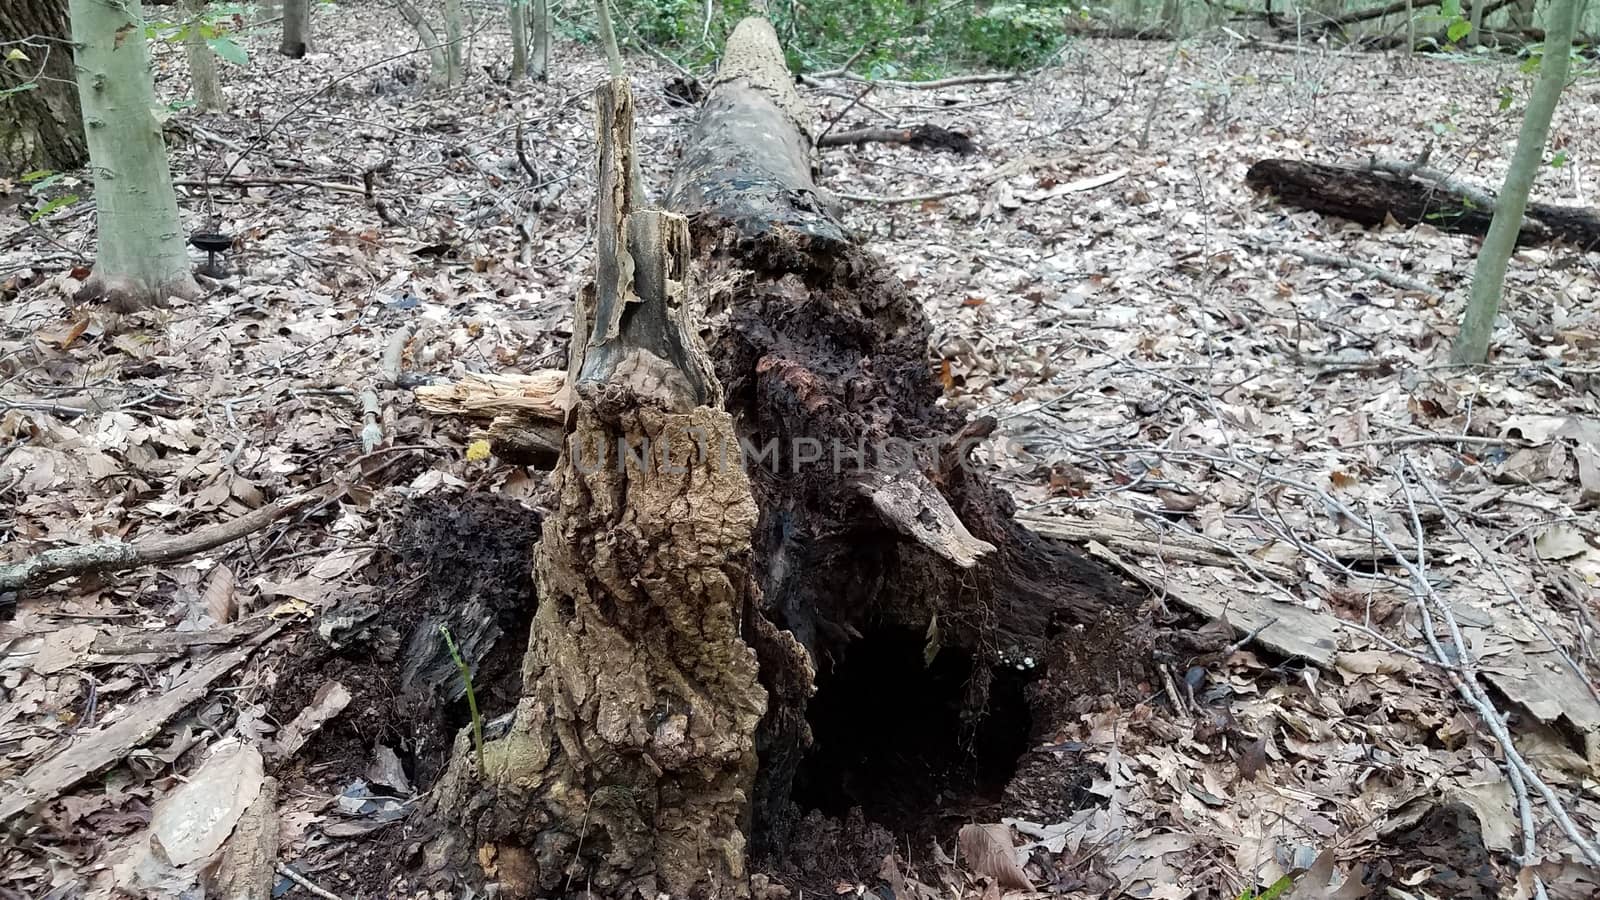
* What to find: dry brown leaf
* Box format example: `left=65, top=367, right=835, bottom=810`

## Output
left=1289, top=848, right=1369, bottom=898
left=1237, top=732, right=1270, bottom=782
left=203, top=564, right=238, bottom=624
left=958, top=823, right=1035, bottom=891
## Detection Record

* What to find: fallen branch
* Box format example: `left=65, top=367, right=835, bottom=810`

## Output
left=836, top=71, right=1020, bottom=89
left=276, top=864, right=346, bottom=900
left=816, top=124, right=977, bottom=154
left=1260, top=241, right=1442, bottom=296
left=175, top=176, right=367, bottom=195
left=1247, top=158, right=1600, bottom=251
left=0, top=494, right=315, bottom=593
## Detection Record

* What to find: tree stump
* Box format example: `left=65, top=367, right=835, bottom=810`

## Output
left=428, top=81, right=769, bottom=899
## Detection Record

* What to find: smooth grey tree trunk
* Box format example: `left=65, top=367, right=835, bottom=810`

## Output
left=183, top=0, right=224, bottom=111
left=508, top=0, right=528, bottom=81
left=529, top=0, right=550, bottom=80
left=395, top=0, right=449, bottom=89
left=1453, top=0, right=1580, bottom=364
left=0, top=0, right=87, bottom=175
left=280, top=0, right=309, bottom=57
left=594, top=0, right=623, bottom=78
left=68, top=0, right=200, bottom=308
left=443, top=0, right=465, bottom=87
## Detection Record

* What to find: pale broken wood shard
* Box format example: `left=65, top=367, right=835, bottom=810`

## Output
left=211, top=776, right=280, bottom=900
left=864, top=475, right=996, bottom=569
left=412, top=369, right=566, bottom=420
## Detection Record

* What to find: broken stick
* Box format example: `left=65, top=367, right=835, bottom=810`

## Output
left=0, top=494, right=315, bottom=594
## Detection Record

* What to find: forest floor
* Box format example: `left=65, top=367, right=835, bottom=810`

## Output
left=5, top=4, right=1600, bottom=899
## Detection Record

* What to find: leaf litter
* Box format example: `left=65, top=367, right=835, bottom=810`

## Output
left=2, top=6, right=1600, bottom=899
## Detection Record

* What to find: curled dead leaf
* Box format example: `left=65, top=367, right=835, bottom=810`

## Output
left=958, top=823, right=1035, bottom=891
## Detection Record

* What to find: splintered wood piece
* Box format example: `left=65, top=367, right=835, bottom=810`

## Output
left=412, top=370, right=566, bottom=419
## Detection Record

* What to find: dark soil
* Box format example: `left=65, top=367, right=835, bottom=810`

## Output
left=268, top=490, right=540, bottom=791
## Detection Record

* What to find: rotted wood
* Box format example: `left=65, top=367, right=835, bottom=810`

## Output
left=427, top=79, right=766, bottom=900
left=1247, top=158, right=1600, bottom=251
left=667, top=15, right=1142, bottom=852
left=817, top=124, right=977, bottom=154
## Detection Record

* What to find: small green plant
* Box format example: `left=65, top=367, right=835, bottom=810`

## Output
left=1234, top=874, right=1293, bottom=900
left=145, top=3, right=252, bottom=66
left=440, top=625, right=486, bottom=774
left=20, top=169, right=81, bottom=224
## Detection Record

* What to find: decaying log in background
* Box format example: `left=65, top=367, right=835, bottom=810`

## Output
left=816, top=123, right=977, bottom=154
left=1247, top=158, right=1600, bottom=251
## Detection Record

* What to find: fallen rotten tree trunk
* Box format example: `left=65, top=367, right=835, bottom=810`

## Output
left=667, top=14, right=1142, bottom=863
left=1247, top=158, right=1600, bottom=251
left=418, top=17, right=1145, bottom=899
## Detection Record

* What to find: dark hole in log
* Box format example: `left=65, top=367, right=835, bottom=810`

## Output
left=790, top=626, right=1033, bottom=837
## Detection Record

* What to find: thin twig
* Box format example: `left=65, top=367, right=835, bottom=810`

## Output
left=275, top=864, right=345, bottom=900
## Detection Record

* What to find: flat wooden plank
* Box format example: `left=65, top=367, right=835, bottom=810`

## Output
left=1078, top=540, right=1342, bottom=668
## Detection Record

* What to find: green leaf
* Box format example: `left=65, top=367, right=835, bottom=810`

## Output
left=1257, top=875, right=1295, bottom=900
left=5, top=48, right=30, bottom=62
left=1447, top=19, right=1472, bottom=42
left=30, top=193, right=79, bottom=223
left=26, top=172, right=64, bottom=194
left=207, top=35, right=248, bottom=66
left=20, top=169, right=55, bottom=183
left=0, top=82, right=38, bottom=96
left=1441, top=0, right=1462, bottom=15
left=1551, top=150, right=1569, bottom=168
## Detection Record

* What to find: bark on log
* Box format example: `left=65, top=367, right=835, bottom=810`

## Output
left=667, top=15, right=1136, bottom=856
left=1247, top=158, right=1600, bottom=251
left=426, top=79, right=767, bottom=900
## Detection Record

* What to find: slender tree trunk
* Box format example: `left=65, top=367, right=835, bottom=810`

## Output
left=183, top=0, right=224, bottom=111
left=395, top=0, right=449, bottom=88
left=280, top=0, right=309, bottom=58
left=508, top=0, right=528, bottom=81
left=529, top=0, right=550, bottom=80
left=1469, top=0, right=1487, bottom=44
left=68, top=0, right=200, bottom=308
left=443, top=0, right=465, bottom=86
left=594, top=0, right=623, bottom=78
left=0, top=0, right=87, bottom=176
left=1453, top=0, right=1580, bottom=364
